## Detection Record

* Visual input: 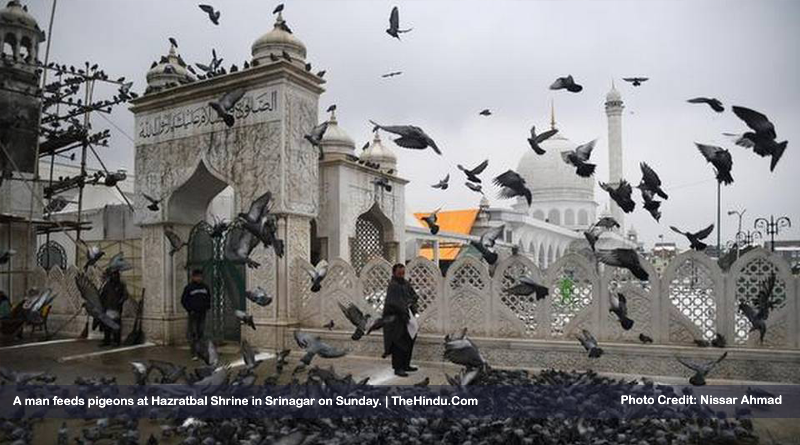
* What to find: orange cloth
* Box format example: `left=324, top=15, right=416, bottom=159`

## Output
left=413, top=209, right=479, bottom=260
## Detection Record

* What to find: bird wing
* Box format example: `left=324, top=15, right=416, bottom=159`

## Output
left=338, top=302, right=366, bottom=329
left=164, top=229, right=183, bottom=250
left=687, top=97, right=711, bottom=105
left=219, top=88, right=246, bottom=111
left=676, top=357, right=703, bottom=373
left=198, top=4, right=215, bottom=14
left=75, top=273, right=103, bottom=310
left=696, top=143, right=721, bottom=162
left=244, top=191, right=272, bottom=222
left=640, top=162, right=661, bottom=187
left=389, top=6, right=399, bottom=29
left=241, top=340, right=257, bottom=368
left=142, top=193, right=159, bottom=204
left=756, top=273, right=776, bottom=318
left=732, top=106, right=776, bottom=138
left=471, top=159, right=489, bottom=175
left=617, top=292, right=628, bottom=313
left=480, top=225, right=505, bottom=247
left=311, top=340, right=348, bottom=359
left=493, top=170, right=523, bottom=188
left=669, top=226, right=687, bottom=237
left=574, top=139, right=596, bottom=161
left=694, top=224, right=715, bottom=240
left=595, top=249, right=629, bottom=268
left=536, top=128, right=558, bottom=143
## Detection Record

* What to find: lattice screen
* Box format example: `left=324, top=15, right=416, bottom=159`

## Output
left=350, top=214, right=387, bottom=273
left=668, top=259, right=717, bottom=341
left=499, top=261, right=538, bottom=335
left=733, top=256, right=787, bottom=345
left=549, top=264, right=593, bottom=337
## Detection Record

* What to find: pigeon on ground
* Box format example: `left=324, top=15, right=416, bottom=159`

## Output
left=622, top=77, right=648, bottom=86
left=209, top=88, right=245, bottom=127
left=444, top=335, right=486, bottom=369
left=670, top=224, right=714, bottom=251
left=470, top=225, right=504, bottom=265
left=386, top=6, right=412, bottom=39
left=687, top=97, right=724, bottom=113
left=730, top=106, right=787, bottom=172
left=609, top=292, right=634, bottom=330
left=503, top=276, right=549, bottom=300
left=431, top=173, right=449, bottom=190
left=240, top=340, right=263, bottom=371
left=245, top=286, right=272, bottom=307
left=494, top=170, right=532, bottom=206
left=595, top=249, right=649, bottom=281
left=421, top=208, right=441, bottom=235
left=235, top=310, right=256, bottom=330
left=164, top=228, right=188, bottom=256
left=198, top=4, right=220, bottom=25
left=130, top=361, right=152, bottom=385
left=142, top=193, right=161, bottom=211
left=599, top=180, right=636, bottom=213
left=307, top=260, right=328, bottom=292
left=465, top=182, right=483, bottom=194
left=550, top=75, right=583, bottom=93
left=370, top=120, right=440, bottom=154
left=576, top=329, right=603, bottom=358
left=458, top=159, right=489, bottom=183
left=562, top=139, right=597, bottom=177
left=677, top=351, right=727, bottom=386
left=479, top=109, right=492, bottom=116
left=414, top=377, right=430, bottom=387
left=527, top=125, right=558, bottom=155
left=696, top=143, right=734, bottom=185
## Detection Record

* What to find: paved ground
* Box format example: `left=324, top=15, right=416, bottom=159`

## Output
left=2, top=336, right=799, bottom=443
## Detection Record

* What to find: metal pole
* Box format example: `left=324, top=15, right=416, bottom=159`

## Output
left=74, top=79, right=95, bottom=260
left=716, top=182, right=721, bottom=257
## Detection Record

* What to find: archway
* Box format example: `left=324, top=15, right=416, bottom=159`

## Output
left=547, top=209, right=561, bottom=225
left=564, top=209, right=575, bottom=227
left=350, top=203, right=394, bottom=273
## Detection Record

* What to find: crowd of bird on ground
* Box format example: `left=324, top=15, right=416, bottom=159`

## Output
left=0, top=2, right=792, bottom=444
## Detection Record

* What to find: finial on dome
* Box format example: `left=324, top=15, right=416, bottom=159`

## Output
left=550, top=99, right=556, bottom=130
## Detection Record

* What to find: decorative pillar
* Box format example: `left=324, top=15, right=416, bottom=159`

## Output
left=605, top=82, right=625, bottom=230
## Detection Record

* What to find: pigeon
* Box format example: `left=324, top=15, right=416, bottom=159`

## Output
left=273, top=3, right=284, bottom=14
left=677, top=351, right=728, bottom=386
left=421, top=208, right=441, bottom=235
left=609, top=292, right=634, bottom=330
left=293, top=331, right=348, bottom=366
left=503, top=276, right=549, bottom=300
left=738, top=273, right=776, bottom=343
left=583, top=229, right=599, bottom=252
left=465, top=181, right=483, bottom=194
left=373, top=177, right=392, bottom=192
left=316, top=70, right=326, bottom=78
left=238, top=191, right=284, bottom=258
left=304, top=121, right=329, bottom=148
left=130, top=361, right=152, bottom=385
left=694, top=339, right=711, bottom=348
left=44, top=195, right=69, bottom=214
left=599, top=180, right=636, bottom=213
left=576, top=329, right=603, bottom=358
left=142, top=193, right=161, bottom=211
left=370, top=120, right=440, bottom=154
left=169, top=37, right=178, bottom=49
left=414, top=377, right=430, bottom=387
left=594, top=216, right=620, bottom=230
left=307, top=260, right=328, bottom=292
left=638, top=162, right=668, bottom=200
left=338, top=302, right=372, bottom=340
left=209, top=88, right=246, bottom=127
left=527, top=125, right=558, bottom=155
left=198, top=4, right=220, bottom=25
left=75, top=273, right=120, bottom=332
left=550, top=75, right=583, bottom=93
left=386, top=6, right=413, bottom=40
left=381, top=71, right=403, bottom=78
left=730, top=106, right=787, bottom=172
left=458, top=159, right=489, bottom=183
left=696, top=143, right=734, bottom=185
left=164, top=228, right=188, bottom=256
left=561, top=139, right=597, bottom=177
left=494, top=170, right=532, bottom=206
left=240, top=340, right=263, bottom=370
left=622, top=77, right=648, bottom=86
left=0, top=367, right=55, bottom=385
left=469, top=225, right=504, bottom=265
left=104, top=252, right=132, bottom=274
left=595, top=249, right=649, bottom=281
left=711, top=333, right=726, bottom=348
left=224, top=225, right=260, bottom=268
left=235, top=310, right=256, bottom=330
left=323, top=320, right=334, bottom=330
left=687, top=97, right=724, bottom=113
left=84, top=246, right=103, bottom=270
left=670, top=224, right=714, bottom=251
left=479, top=109, right=492, bottom=116
left=640, top=188, right=662, bottom=222
left=245, top=286, right=272, bottom=307
left=431, top=173, right=449, bottom=189
left=444, top=335, right=486, bottom=369
left=305, top=62, right=312, bottom=72
left=639, top=333, right=653, bottom=344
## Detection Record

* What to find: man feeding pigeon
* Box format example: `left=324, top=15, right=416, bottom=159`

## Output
left=383, top=264, right=420, bottom=377
left=181, top=269, right=212, bottom=360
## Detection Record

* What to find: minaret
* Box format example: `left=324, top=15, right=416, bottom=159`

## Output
left=605, top=80, right=625, bottom=230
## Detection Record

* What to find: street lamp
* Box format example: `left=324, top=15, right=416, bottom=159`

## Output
left=736, top=230, right=763, bottom=248
left=754, top=215, right=791, bottom=252
left=727, top=209, right=746, bottom=235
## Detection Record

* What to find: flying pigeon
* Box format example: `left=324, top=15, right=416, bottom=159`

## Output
left=640, top=188, right=662, bottom=222
left=503, top=276, right=549, bottom=300
left=238, top=191, right=284, bottom=258
left=562, top=139, right=597, bottom=177
left=670, top=224, right=714, bottom=251
left=595, top=249, right=649, bottom=281
left=576, top=329, right=603, bottom=358
left=431, top=173, right=449, bottom=189
left=235, top=310, right=256, bottom=330
left=638, top=162, right=668, bottom=200
left=104, top=252, right=132, bottom=274
left=550, top=75, right=583, bottom=93
left=479, top=109, right=492, bottom=116
left=458, top=159, right=489, bottom=183
left=381, top=71, right=403, bottom=78
left=599, top=180, right=636, bottom=213
left=245, top=286, right=272, bottom=306
left=293, top=331, right=348, bottom=367
left=164, top=228, right=188, bottom=256
left=622, top=77, right=648, bottom=86
left=494, top=169, right=532, bottom=206
left=527, top=125, right=558, bottom=155
left=209, top=88, right=245, bottom=127
left=338, top=302, right=373, bottom=340
left=469, top=225, right=504, bottom=265
left=198, top=4, right=220, bottom=25
left=386, top=6, right=413, bottom=40
left=444, top=335, right=486, bottom=369
left=738, top=273, right=777, bottom=343
left=304, top=121, right=329, bottom=148
left=142, top=193, right=161, bottom=211
left=730, top=106, right=787, bottom=172
left=677, top=351, right=727, bottom=386
left=594, top=216, right=620, bottom=230
left=307, top=260, right=328, bottom=292
left=370, top=120, right=441, bottom=154
left=421, top=208, right=441, bottom=235
left=609, top=292, right=634, bottom=330
left=687, top=97, right=724, bottom=113
left=696, top=143, right=733, bottom=185
left=75, top=273, right=120, bottom=332
left=83, top=246, right=103, bottom=270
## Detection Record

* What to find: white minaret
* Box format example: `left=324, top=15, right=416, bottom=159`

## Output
left=605, top=81, right=625, bottom=230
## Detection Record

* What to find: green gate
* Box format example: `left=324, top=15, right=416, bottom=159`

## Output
left=186, top=221, right=247, bottom=342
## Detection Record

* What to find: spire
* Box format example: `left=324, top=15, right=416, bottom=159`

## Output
left=550, top=99, right=556, bottom=130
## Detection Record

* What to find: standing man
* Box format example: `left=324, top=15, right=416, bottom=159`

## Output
left=181, top=269, right=211, bottom=360
left=99, top=270, right=129, bottom=347
left=383, top=263, right=420, bottom=377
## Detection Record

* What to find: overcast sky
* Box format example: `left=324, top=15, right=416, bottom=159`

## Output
left=26, top=0, right=800, bottom=248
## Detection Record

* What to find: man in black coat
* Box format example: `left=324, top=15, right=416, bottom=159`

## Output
left=383, top=263, right=420, bottom=377
left=98, top=270, right=128, bottom=347
left=181, top=269, right=211, bottom=360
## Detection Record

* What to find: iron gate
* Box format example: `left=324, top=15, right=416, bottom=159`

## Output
left=186, top=221, right=247, bottom=342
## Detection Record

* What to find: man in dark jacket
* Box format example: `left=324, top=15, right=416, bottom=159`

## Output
left=383, top=263, right=420, bottom=377
left=181, top=269, right=211, bottom=360
left=99, top=270, right=128, bottom=347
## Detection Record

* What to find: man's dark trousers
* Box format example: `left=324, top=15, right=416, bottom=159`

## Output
left=187, top=310, right=206, bottom=354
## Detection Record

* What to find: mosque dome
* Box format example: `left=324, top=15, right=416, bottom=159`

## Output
left=319, top=111, right=355, bottom=158
left=517, top=129, right=594, bottom=203
left=145, top=45, right=195, bottom=94
left=0, top=1, right=44, bottom=39
left=360, top=131, right=397, bottom=171
left=252, top=12, right=306, bottom=65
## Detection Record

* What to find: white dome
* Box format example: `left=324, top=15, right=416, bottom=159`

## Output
left=0, top=1, right=44, bottom=39
left=360, top=131, right=397, bottom=171
left=252, top=12, right=307, bottom=65
left=517, top=129, right=594, bottom=203
left=145, top=45, right=195, bottom=94
left=319, top=111, right=354, bottom=157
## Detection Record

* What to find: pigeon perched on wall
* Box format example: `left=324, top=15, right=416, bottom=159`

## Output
left=595, top=249, right=649, bottom=281
left=677, top=351, right=727, bottom=386
left=431, top=173, right=449, bottom=190
left=730, top=106, right=787, bottom=172
left=562, top=139, right=597, bottom=177
left=209, top=88, right=245, bottom=127
left=696, top=143, right=734, bottom=185
left=386, top=6, right=413, bottom=39
left=609, top=292, right=634, bottom=330
left=670, top=224, right=714, bottom=251
left=470, top=225, right=504, bottom=265
left=494, top=170, right=532, bottom=206
left=198, top=4, right=220, bottom=25
left=550, top=75, right=583, bottom=93
left=373, top=177, right=392, bottom=192
left=370, top=120, right=440, bottom=154
left=527, top=125, right=558, bottom=155
left=503, top=276, right=549, bottom=300
left=307, top=260, right=328, bottom=292
left=421, top=208, right=441, bottom=235
left=576, top=329, right=603, bottom=358
left=599, top=180, right=636, bottom=213
left=687, top=97, right=724, bottom=113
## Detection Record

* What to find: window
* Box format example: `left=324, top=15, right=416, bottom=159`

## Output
left=578, top=209, right=589, bottom=226
left=533, top=210, right=545, bottom=220
left=564, top=209, right=575, bottom=226
left=547, top=209, right=560, bottom=225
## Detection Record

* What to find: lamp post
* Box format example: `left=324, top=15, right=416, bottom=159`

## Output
left=754, top=216, right=791, bottom=252
left=736, top=230, right=762, bottom=248
left=727, top=209, right=746, bottom=261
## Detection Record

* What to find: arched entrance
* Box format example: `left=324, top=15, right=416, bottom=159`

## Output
left=350, top=204, right=394, bottom=273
